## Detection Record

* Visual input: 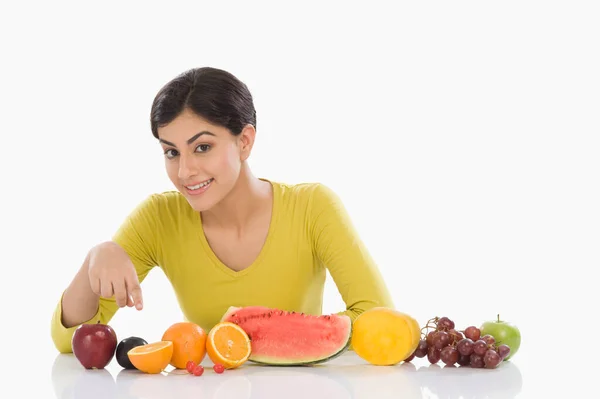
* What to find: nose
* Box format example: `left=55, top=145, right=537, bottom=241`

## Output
left=178, top=154, right=198, bottom=180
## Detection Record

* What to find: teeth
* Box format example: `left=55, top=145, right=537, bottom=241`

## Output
left=186, top=179, right=212, bottom=190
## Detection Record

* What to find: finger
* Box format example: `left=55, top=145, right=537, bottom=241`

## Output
left=113, top=279, right=128, bottom=308
left=126, top=275, right=143, bottom=310
left=100, top=279, right=114, bottom=299
left=126, top=294, right=134, bottom=308
left=89, top=277, right=101, bottom=296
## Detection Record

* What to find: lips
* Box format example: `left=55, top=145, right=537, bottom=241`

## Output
left=185, top=178, right=213, bottom=190
left=184, top=178, right=214, bottom=196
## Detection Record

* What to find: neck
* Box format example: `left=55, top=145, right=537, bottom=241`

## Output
left=201, top=162, right=271, bottom=230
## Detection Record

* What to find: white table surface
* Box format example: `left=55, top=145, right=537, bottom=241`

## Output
left=1, top=331, right=592, bottom=399
left=45, top=349, right=529, bottom=399
left=2, top=342, right=592, bottom=398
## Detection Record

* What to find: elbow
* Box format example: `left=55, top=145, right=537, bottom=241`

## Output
left=351, top=298, right=395, bottom=318
left=52, top=335, right=73, bottom=354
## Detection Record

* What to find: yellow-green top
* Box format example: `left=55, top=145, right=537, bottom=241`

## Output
left=51, top=180, right=394, bottom=353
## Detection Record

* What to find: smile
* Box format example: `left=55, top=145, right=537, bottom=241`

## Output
left=185, top=178, right=213, bottom=190
left=184, top=178, right=214, bottom=195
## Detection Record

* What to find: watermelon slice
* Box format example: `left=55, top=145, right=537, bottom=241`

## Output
left=221, top=306, right=352, bottom=366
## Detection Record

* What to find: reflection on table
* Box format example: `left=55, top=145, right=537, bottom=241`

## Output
left=51, top=351, right=522, bottom=399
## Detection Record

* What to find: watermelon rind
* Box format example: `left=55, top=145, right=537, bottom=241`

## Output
left=248, top=340, right=351, bottom=366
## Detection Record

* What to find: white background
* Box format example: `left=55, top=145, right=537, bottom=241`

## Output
left=1, top=1, right=599, bottom=397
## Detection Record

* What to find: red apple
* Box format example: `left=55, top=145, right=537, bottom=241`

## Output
left=72, top=322, right=118, bottom=369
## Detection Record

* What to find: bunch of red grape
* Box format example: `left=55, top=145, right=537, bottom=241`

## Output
left=405, top=316, right=511, bottom=369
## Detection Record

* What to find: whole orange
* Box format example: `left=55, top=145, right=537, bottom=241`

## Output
left=161, top=322, right=207, bottom=369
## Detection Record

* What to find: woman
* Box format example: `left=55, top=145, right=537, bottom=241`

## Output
left=51, top=67, right=394, bottom=353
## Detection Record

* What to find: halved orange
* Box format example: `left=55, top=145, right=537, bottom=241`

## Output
left=206, top=322, right=251, bottom=369
left=128, top=341, right=173, bottom=374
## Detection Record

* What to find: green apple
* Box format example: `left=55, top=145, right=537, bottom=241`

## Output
left=480, top=314, right=521, bottom=361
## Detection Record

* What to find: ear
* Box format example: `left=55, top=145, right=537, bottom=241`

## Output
left=238, top=124, right=256, bottom=161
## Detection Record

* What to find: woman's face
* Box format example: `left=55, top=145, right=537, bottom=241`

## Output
left=157, top=108, right=252, bottom=212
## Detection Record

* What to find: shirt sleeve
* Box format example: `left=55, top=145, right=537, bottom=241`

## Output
left=309, top=184, right=395, bottom=323
left=50, top=195, right=160, bottom=353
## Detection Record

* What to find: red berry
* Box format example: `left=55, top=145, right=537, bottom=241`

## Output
left=186, top=361, right=196, bottom=373
left=213, top=364, right=225, bottom=374
left=193, top=365, right=204, bottom=376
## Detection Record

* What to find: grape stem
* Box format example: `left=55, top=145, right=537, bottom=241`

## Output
left=419, top=316, right=439, bottom=338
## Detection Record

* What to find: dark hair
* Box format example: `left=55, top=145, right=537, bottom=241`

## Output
left=150, top=67, right=256, bottom=138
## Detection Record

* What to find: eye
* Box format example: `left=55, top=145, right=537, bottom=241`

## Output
left=164, top=148, right=179, bottom=159
left=196, top=144, right=211, bottom=153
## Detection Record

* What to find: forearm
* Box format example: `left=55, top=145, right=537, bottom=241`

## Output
left=60, top=247, right=101, bottom=328
left=310, top=184, right=395, bottom=321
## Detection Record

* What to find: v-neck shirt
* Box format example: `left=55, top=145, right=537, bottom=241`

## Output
left=50, top=180, right=394, bottom=353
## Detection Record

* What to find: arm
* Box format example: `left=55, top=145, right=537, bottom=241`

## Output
left=59, top=247, right=100, bottom=329
left=309, top=184, right=395, bottom=322
left=50, top=195, right=160, bottom=353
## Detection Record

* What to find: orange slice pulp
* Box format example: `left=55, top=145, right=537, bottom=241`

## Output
left=127, top=341, right=173, bottom=374
left=206, top=322, right=251, bottom=369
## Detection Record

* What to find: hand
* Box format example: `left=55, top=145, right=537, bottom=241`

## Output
left=87, top=242, right=144, bottom=310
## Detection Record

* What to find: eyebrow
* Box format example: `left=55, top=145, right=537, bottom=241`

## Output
left=158, top=131, right=216, bottom=147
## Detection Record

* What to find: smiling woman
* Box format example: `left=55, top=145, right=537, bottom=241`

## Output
left=50, top=66, right=395, bottom=354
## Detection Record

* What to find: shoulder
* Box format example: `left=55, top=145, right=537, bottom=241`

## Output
left=127, top=190, right=184, bottom=212
left=124, top=190, right=194, bottom=226
left=270, top=179, right=336, bottom=202
left=148, top=190, right=191, bottom=213
left=268, top=179, right=343, bottom=216
left=269, top=181, right=354, bottom=245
